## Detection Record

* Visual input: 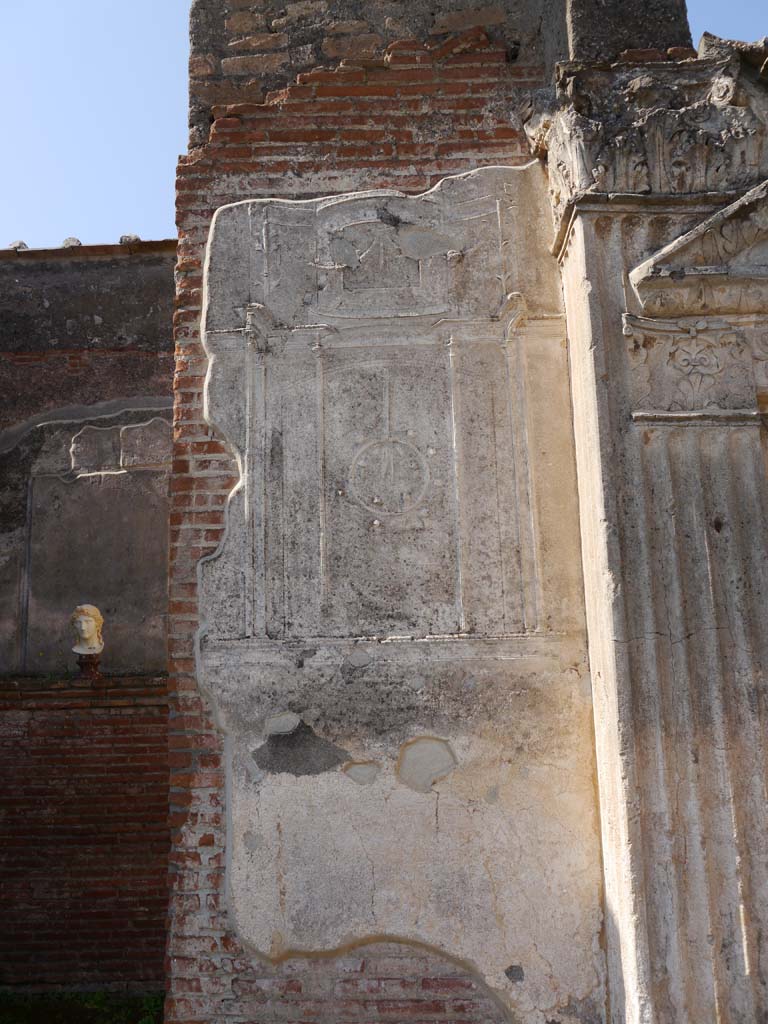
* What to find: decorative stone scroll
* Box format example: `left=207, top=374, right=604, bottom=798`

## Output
left=197, top=166, right=604, bottom=1018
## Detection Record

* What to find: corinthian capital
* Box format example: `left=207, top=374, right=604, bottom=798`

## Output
left=524, top=39, right=768, bottom=229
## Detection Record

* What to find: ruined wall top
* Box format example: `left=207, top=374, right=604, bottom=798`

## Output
left=187, top=0, right=692, bottom=146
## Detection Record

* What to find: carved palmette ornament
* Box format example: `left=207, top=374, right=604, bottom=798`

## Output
left=623, top=315, right=768, bottom=414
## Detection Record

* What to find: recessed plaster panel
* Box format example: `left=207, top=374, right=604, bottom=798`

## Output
left=26, top=471, right=168, bottom=673
left=0, top=408, right=172, bottom=674
left=198, top=166, right=604, bottom=1020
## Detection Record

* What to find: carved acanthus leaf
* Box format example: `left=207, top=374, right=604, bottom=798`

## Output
left=525, top=48, right=768, bottom=227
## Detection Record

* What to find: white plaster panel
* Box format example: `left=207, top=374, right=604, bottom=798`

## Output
left=198, top=165, right=604, bottom=1021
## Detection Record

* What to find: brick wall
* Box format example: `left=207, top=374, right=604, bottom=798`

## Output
left=0, top=676, right=169, bottom=991
left=168, top=26, right=538, bottom=1023
left=188, top=0, right=557, bottom=145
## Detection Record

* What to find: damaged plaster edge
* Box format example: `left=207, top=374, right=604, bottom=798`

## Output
left=0, top=397, right=173, bottom=455
left=219, top=895, right=523, bottom=1024
left=202, top=163, right=541, bottom=243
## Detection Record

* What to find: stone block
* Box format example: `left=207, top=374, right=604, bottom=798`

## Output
left=189, top=53, right=220, bottom=77
left=222, top=53, right=289, bottom=76
left=227, top=32, right=288, bottom=52
left=25, top=470, right=169, bottom=674
left=327, top=20, right=372, bottom=35
left=321, top=34, right=382, bottom=59
left=225, top=11, right=267, bottom=35
left=431, top=5, right=506, bottom=34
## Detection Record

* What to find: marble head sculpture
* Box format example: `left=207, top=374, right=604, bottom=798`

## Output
left=70, top=604, right=104, bottom=655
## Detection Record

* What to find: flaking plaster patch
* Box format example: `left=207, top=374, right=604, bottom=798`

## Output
left=343, top=761, right=381, bottom=785
left=265, top=711, right=301, bottom=736
left=396, top=736, right=457, bottom=793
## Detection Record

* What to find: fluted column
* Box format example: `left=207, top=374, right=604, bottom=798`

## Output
left=541, top=45, right=768, bottom=1024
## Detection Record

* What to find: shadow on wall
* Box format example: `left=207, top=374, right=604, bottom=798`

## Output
left=0, top=404, right=173, bottom=675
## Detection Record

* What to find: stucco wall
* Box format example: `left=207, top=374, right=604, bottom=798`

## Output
left=0, top=241, right=176, bottom=675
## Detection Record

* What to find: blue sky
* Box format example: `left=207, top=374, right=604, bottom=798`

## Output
left=0, top=0, right=763, bottom=248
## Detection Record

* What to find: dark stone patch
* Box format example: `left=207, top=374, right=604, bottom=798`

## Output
left=296, top=647, right=317, bottom=669
left=545, top=992, right=606, bottom=1023
left=253, top=722, right=350, bottom=776
left=505, top=964, right=525, bottom=982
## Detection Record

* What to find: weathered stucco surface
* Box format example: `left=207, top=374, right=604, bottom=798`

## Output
left=0, top=242, right=175, bottom=674
left=197, top=164, right=605, bottom=1021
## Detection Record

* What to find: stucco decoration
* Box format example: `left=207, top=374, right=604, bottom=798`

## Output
left=629, top=177, right=768, bottom=315
left=198, top=165, right=605, bottom=1021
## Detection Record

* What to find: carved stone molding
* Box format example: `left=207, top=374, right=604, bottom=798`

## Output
left=524, top=47, right=768, bottom=229
left=623, top=313, right=768, bottom=418
left=630, top=177, right=768, bottom=315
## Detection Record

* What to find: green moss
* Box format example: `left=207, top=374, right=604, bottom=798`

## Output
left=0, top=992, right=164, bottom=1024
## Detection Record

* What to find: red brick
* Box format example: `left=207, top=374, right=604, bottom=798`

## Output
left=0, top=678, right=169, bottom=987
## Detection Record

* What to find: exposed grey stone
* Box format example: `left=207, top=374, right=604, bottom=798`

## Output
left=252, top=722, right=349, bottom=776
left=120, top=418, right=172, bottom=469
left=70, top=425, right=122, bottom=474
left=62, top=237, right=82, bottom=248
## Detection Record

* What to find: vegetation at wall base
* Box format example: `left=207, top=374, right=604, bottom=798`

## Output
left=0, top=992, right=164, bottom=1024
